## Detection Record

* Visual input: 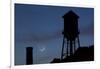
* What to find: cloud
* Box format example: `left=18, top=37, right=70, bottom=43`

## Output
left=80, top=23, right=94, bottom=35
left=16, top=30, right=62, bottom=44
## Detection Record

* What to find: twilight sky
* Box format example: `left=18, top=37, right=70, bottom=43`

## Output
left=15, top=4, right=94, bottom=65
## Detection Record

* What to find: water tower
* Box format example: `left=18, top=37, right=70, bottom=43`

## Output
left=61, top=10, right=80, bottom=60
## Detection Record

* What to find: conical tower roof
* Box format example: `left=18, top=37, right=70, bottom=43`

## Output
left=63, top=10, right=79, bottom=18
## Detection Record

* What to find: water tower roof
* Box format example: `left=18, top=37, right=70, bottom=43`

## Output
left=63, top=10, right=79, bottom=18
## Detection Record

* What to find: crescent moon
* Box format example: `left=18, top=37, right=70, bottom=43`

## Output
left=40, top=47, right=46, bottom=52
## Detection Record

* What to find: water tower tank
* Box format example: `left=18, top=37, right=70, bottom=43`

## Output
left=62, top=10, right=79, bottom=40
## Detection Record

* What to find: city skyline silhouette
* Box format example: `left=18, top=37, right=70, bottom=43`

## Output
left=15, top=4, right=94, bottom=65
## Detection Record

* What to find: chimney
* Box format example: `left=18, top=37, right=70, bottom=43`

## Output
left=26, top=47, right=33, bottom=65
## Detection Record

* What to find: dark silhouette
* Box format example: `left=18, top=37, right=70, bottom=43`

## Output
left=26, top=47, right=33, bottom=65
left=51, top=58, right=61, bottom=63
left=51, top=45, right=94, bottom=63
left=25, top=10, right=94, bottom=65
left=51, top=10, right=94, bottom=63
left=61, top=10, right=80, bottom=61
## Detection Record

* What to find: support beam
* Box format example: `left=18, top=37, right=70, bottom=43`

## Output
left=73, top=40, right=75, bottom=54
left=66, top=40, right=69, bottom=57
left=61, top=37, right=65, bottom=61
left=78, top=36, right=80, bottom=48
left=70, top=40, right=73, bottom=56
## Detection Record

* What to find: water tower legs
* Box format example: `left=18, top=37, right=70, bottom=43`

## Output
left=61, top=37, right=65, bottom=61
left=78, top=36, right=80, bottom=48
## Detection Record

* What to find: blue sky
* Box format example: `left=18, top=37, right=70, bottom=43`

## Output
left=15, top=4, right=94, bottom=65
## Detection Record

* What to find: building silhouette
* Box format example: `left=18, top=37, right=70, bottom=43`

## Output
left=51, top=45, right=94, bottom=63
left=26, top=47, right=33, bottom=65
